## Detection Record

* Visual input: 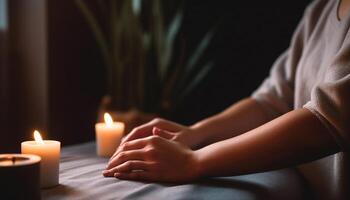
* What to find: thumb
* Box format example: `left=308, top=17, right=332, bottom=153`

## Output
left=152, top=127, right=175, bottom=140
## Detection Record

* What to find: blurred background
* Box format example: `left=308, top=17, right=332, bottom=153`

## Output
left=0, top=0, right=310, bottom=153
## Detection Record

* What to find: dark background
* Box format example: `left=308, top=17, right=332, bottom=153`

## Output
left=175, top=0, right=311, bottom=122
left=0, top=0, right=310, bottom=152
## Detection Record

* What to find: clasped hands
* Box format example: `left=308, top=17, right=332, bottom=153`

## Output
left=103, top=118, right=201, bottom=183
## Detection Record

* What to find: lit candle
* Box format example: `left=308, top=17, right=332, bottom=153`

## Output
left=95, top=113, right=125, bottom=157
left=21, top=130, right=61, bottom=188
left=0, top=154, right=41, bottom=200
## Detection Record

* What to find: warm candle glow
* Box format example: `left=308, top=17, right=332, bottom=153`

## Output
left=96, top=113, right=125, bottom=157
left=33, top=130, right=44, bottom=145
left=104, top=113, right=114, bottom=126
left=23, top=131, right=61, bottom=188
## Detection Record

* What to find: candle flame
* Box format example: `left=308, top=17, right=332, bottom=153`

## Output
left=104, top=113, right=114, bottom=126
left=34, top=130, right=45, bottom=144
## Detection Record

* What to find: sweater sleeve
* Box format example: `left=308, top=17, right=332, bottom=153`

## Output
left=304, top=41, right=350, bottom=151
left=251, top=0, right=323, bottom=120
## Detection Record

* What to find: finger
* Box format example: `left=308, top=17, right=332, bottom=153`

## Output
left=114, top=171, right=155, bottom=181
left=121, top=118, right=182, bottom=145
left=152, top=127, right=175, bottom=140
left=109, top=160, right=152, bottom=174
left=121, top=123, right=154, bottom=144
left=106, top=149, right=145, bottom=170
left=151, top=119, right=184, bottom=132
left=109, top=136, right=151, bottom=162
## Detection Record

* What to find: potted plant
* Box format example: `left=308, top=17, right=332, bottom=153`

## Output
left=75, top=0, right=214, bottom=133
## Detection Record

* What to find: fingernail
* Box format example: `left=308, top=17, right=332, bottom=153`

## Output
left=102, top=170, right=109, bottom=174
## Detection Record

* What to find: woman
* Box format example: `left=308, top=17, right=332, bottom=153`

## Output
left=104, top=0, right=350, bottom=199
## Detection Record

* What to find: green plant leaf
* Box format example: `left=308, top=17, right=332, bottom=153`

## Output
left=184, top=29, right=214, bottom=75
left=177, top=61, right=213, bottom=103
left=161, top=10, right=183, bottom=82
left=75, top=0, right=112, bottom=86
left=76, top=0, right=215, bottom=113
left=152, top=0, right=165, bottom=81
left=174, top=29, right=215, bottom=97
left=132, top=0, right=142, bottom=16
left=108, top=0, right=144, bottom=109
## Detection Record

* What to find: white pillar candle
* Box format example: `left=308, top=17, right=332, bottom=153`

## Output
left=21, top=130, right=61, bottom=188
left=95, top=113, right=125, bottom=157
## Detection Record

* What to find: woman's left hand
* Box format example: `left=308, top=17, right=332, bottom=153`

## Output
left=103, top=133, right=200, bottom=183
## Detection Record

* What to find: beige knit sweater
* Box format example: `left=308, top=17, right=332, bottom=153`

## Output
left=252, top=0, right=350, bottom=199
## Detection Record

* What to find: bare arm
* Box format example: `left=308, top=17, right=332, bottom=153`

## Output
left=189, top=98, right=271, bottom=148
left=195, top=108, right=339, bottom=177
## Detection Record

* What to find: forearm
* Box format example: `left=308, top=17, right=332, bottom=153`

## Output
left=194, top=108, right=339, bottom=177
left=190, top=98, right=271, bottom=148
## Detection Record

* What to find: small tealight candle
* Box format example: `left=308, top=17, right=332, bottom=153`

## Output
left=95, top=113, right=125, bottom=157
left=21, top=130, right=61, bottom=188
left=0, top=154, right=41, bottom=200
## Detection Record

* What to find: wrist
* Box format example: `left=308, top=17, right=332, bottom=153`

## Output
left=191, top=150, right=205, bottom=179
left=190, top=119, right=215, bottom=148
